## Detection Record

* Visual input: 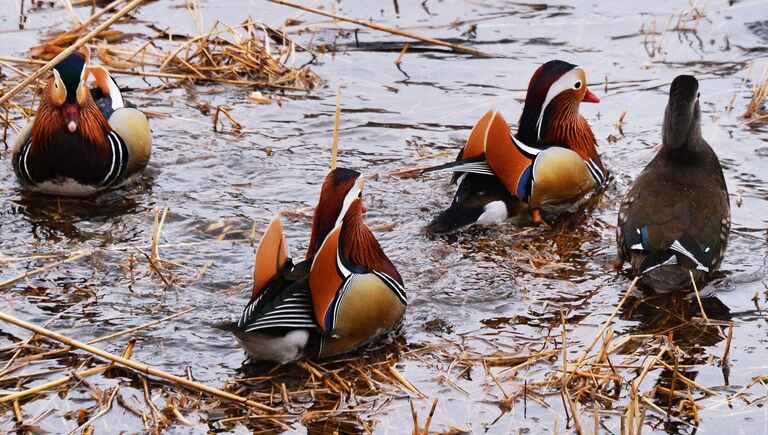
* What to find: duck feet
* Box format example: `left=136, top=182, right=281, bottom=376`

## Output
left=531, top=209, right=551, bottom=228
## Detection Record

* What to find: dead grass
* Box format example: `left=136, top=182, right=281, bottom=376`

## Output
left=0, top=0, right=317, bottom=134
left=641, top=0, right=709, bottom=58
left=741, top=64, right=768, bottom=123
left=0, top=206, right=760, bottom=432
left=0, top=1, right=763, bottom=433
left=30, top=16, right=317, bottom=91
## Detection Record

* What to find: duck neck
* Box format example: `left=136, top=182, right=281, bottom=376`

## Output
left=516, top=96, right=545, bottom=145
left=340, top=202, right=403, bottom=284
left=31, top=91, right=110, bottom=152
left=662, top=105, right=704, bottom=155
left=306, top=200, right=342, bottom=260
left=536, top=94, right=602, bottom=167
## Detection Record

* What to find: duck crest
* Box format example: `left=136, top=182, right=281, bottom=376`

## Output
left=54, top=51, right=88, bottom=103
left=514, top=60, right=602, bottom=168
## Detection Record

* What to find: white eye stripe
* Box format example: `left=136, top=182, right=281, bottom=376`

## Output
left=53, top=70, right=62, bottom=90
left=334, top=176, right=364, bottom=227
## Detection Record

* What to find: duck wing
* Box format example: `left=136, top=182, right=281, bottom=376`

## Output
left=87, top=65, right=125, bottom=120
left=236, top=274, right=316, bottom=333
left=617, top=152, right=729, bottom=276
left=423, top=110, right=539, bottom=201
left=233, top=216, right=317, bottom=333
left=427, top=173, right=526, bottom=234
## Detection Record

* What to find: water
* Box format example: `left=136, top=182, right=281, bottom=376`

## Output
left=0, top=0, right=767, bottom=433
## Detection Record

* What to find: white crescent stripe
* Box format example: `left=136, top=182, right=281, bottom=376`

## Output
left=373, top=270, right=407, bottom=304
left=100, top=134, right=118, bottom=185
left=22, top=139, right=33, bottom=184
left=329, top=277, right=354, bottom=336
left=512, top=134, right=543, bottom=156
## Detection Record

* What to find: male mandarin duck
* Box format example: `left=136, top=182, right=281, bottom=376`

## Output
left=221, top=168, right=407, bottom=363
left=424, top=60, right=605, bottom=234
left=615, top=75, right=730, bottom=292
left=12, top=50, right=151, bottom=196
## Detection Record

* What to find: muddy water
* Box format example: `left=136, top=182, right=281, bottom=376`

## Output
left=1, top=0, right=767, bottom=433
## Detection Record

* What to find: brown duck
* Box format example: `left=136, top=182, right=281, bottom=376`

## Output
left=615, top=75, right=730, bottom=292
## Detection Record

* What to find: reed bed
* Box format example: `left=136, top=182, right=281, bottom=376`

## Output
left=0, top=0, right=318, bottom=139
left=0, top=210, right=757, bottom=432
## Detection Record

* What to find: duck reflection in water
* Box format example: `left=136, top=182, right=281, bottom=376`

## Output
left=618, top=286, right=733, bottom=433
left=13, top=188, right=147, bottom=243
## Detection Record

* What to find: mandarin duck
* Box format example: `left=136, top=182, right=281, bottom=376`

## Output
left=616, top=75, right=730, bottom=292
left=221, top=168, right=407, bottom=363
left=12, top=50, right=151, bottom=196
left=424, top=60, right=605, bottom=234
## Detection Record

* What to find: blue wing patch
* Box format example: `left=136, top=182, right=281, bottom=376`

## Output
left=516, top=165, right=533, bottom=200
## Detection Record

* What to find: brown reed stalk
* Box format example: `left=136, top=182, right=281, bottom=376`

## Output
left=331, top=86, right=341, bottom=170
left=0, top=0, right=147, bottom=107
left=268, top=0, right=494, bottom=57
left=0, top=311, right=277, bottom=413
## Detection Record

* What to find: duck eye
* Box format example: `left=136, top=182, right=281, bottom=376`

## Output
left=574, top=81, right=582, bottom=90
left=697, top=91, right=700, bottom=99
left=357, top=192, right=363, bottom=199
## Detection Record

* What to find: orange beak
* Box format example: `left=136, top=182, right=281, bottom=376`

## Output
left=62, top=103, right=79, bottom=132
left=582, top=88, right=600, bottom=103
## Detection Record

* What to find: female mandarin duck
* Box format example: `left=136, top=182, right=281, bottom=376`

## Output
left=616, top=75, right=730, bottom=292
left=12, top=50, right=151, bottom=196
left=425, top=60, right=605, bottom=234
left=221, top=168, right=407, bottom=363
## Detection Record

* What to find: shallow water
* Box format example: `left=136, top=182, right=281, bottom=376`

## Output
left=0, top=0, right=767, bottom=433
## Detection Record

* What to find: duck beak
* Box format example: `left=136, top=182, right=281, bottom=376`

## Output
left=62, top=103, right=79, bottom=132
left=582, top=88, right=600, bottom=103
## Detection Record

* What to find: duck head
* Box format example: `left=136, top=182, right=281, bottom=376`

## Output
left=32, top=50, right=109, bottom=149
left=50, top=52, right=92, bottom=133
left=662, top=75, right=702, bottom=150
left=306, top=168, right=402, bottom=284
left=306, top=168, right=365, bottom=258
left=516, top=60, right=599, bottom=146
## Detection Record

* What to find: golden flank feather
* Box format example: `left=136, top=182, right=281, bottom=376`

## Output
left=528, top=147, right=596, bottom=208
left=319, top=274, right=406, bottom=358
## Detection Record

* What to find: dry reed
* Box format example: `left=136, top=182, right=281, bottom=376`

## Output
left=741, top=64, right=768, bottom=123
